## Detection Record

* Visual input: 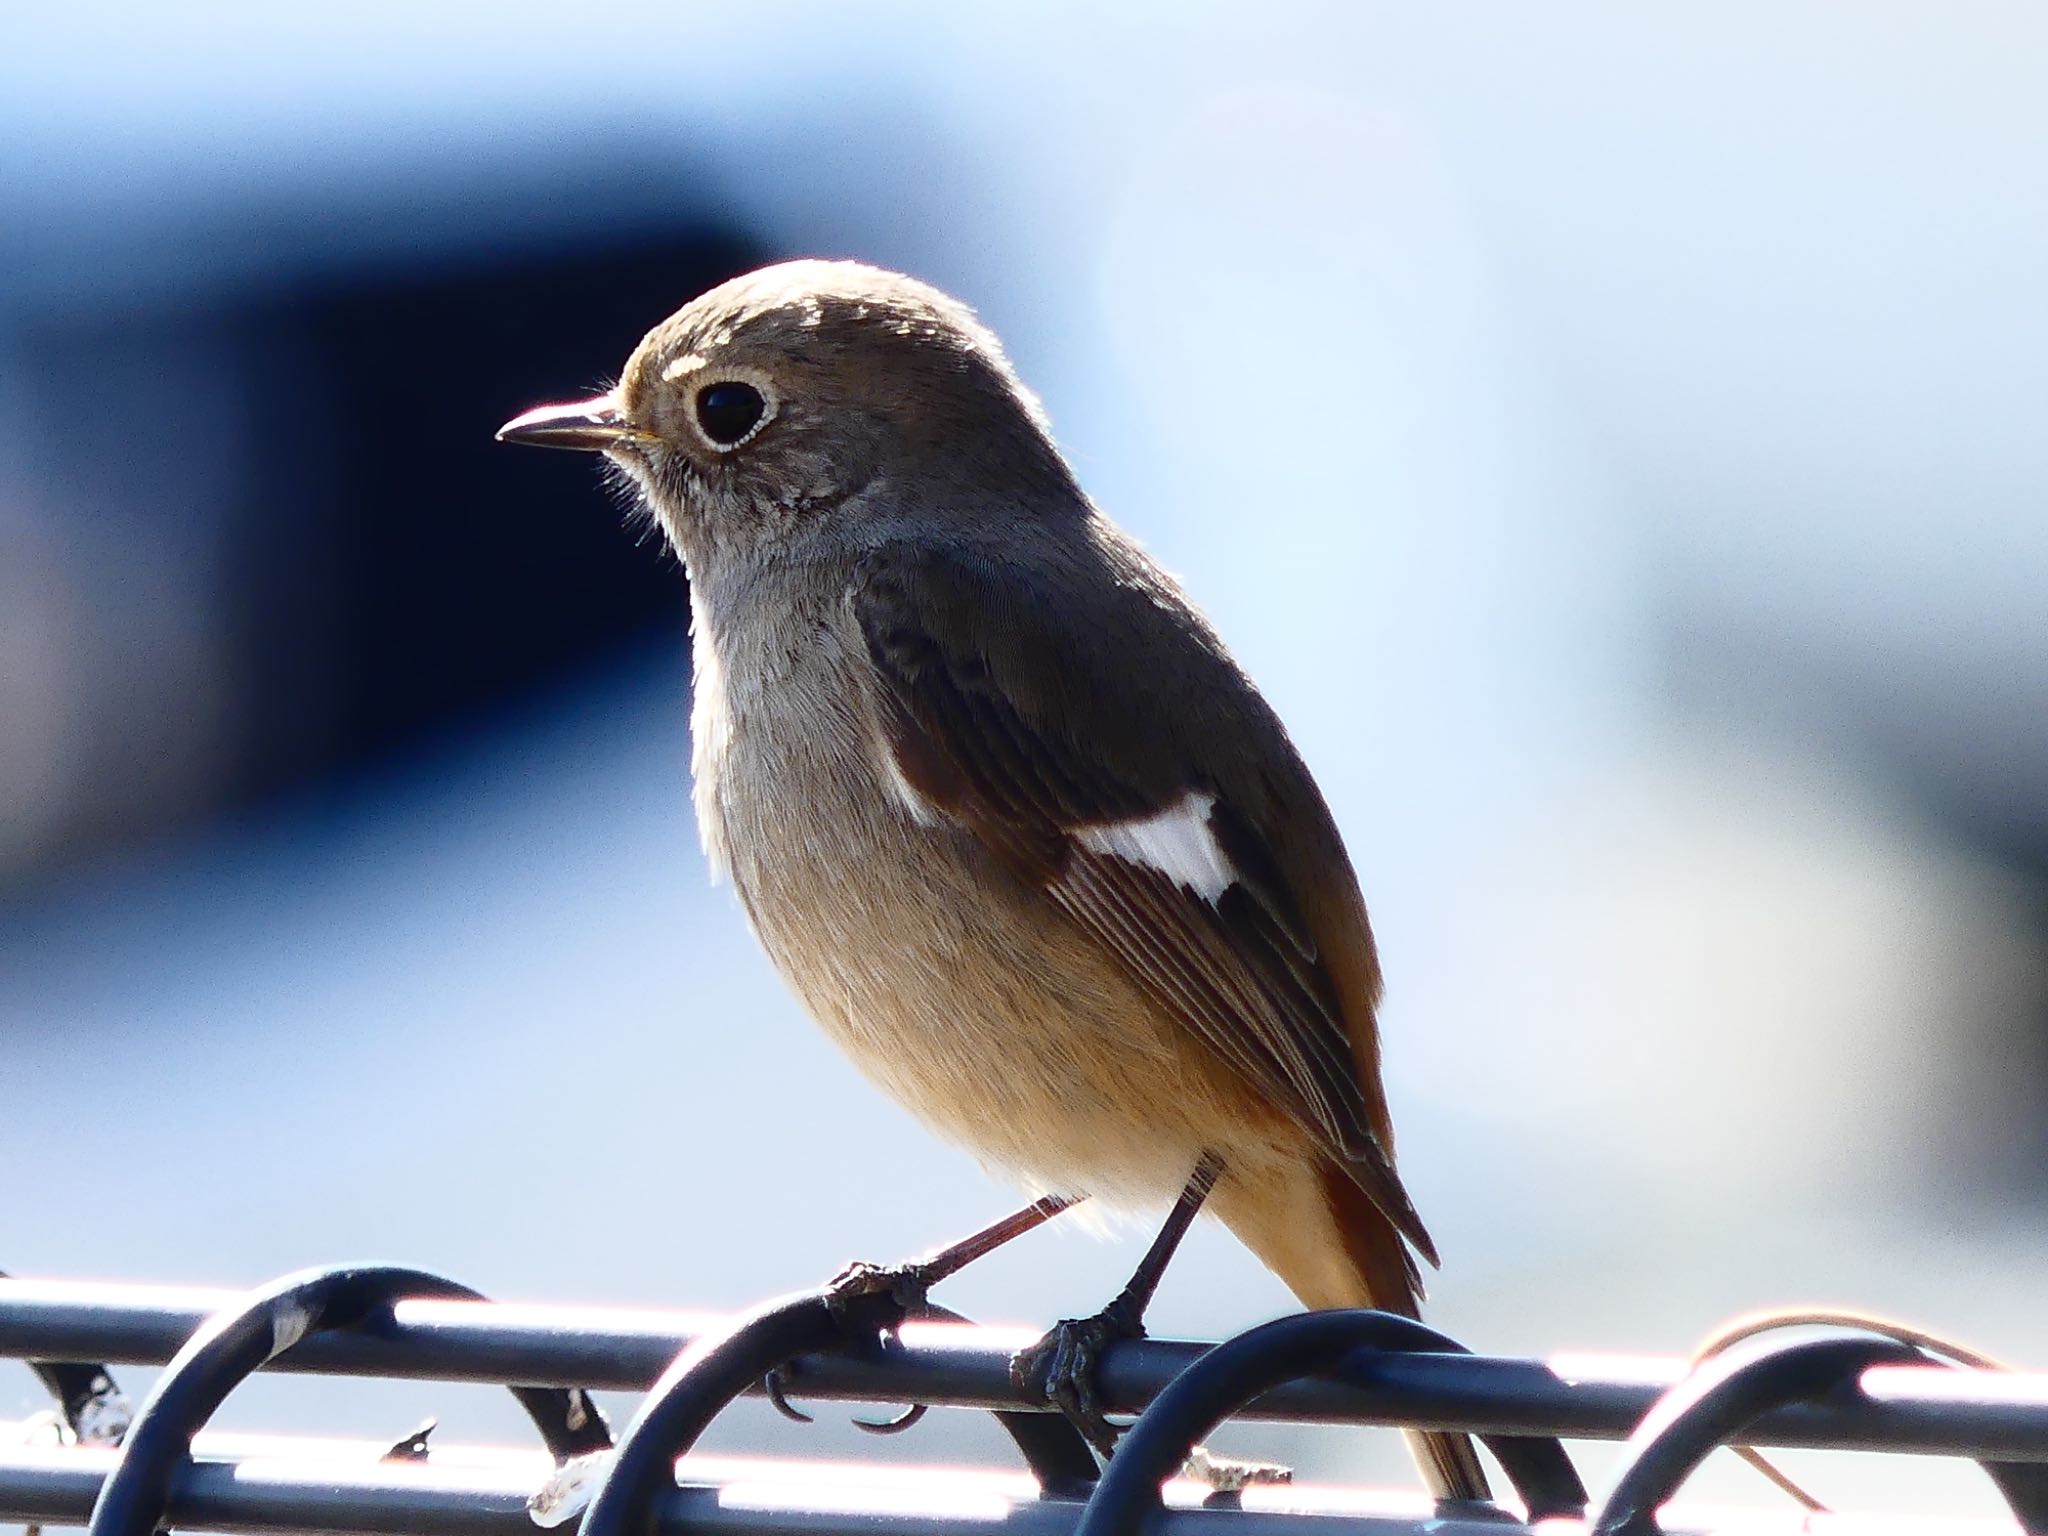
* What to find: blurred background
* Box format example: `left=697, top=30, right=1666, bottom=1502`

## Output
left=4, top=0, right=2046, bottom=1519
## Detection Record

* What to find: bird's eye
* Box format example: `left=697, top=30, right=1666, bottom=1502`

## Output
left=694, top=380, right=767, bottom=447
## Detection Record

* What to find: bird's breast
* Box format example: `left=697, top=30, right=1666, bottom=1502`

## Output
left=681, top=581, right=1254, bottom=1204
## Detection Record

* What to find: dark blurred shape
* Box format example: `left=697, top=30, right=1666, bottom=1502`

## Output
left=4, top=211, right=768, bottom=888
left=222, top=234, right=761, bottom=790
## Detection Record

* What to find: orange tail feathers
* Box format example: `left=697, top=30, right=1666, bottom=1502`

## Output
left=1214, top=1156, right=1492, bottom=1505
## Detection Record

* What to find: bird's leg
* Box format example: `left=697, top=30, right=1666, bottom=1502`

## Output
left=824, top=1191, right=1081, bottom=1317
left=1011, top=1154, right=1224, bottom=1458
left=766, top=1193, right=1081, bottom=1425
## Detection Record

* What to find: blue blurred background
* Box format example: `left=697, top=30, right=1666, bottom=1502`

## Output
left=5, top=0, right=2046, bottom=1516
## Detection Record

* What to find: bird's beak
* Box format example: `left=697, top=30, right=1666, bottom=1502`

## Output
left=496, top=394, right=650, bottom=452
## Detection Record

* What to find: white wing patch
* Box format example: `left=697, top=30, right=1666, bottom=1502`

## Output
left=1074, top=791, right=1235, bottom=903
left=878, top=744, right=943, bottom=827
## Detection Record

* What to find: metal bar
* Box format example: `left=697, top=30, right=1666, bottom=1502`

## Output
left=0, top=1440, right=2025, bottom=1536
left=1592, top=1336, right=1936, bottom=1536
left=9, top=1281, right=2048, bottom=1461
left=0, top=1268, right=131, bottom=1445
left=579, top=1291, right=865, bottom=1536
left=73, top=1266, right=612, bottom=1536
left=1073, top=1309, right=1586, bottom=1533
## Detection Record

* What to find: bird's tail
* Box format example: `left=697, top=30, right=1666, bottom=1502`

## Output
left=1214, top=1157, right=1491, bottom=1506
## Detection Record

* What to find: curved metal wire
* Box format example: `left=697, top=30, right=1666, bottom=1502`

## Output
left=578, top=1291, right=851, bottom=1536
left=1590, top=1332, right=2048, bottom=1536
left=578, top=1284, right=1098, bottom=1536
left=1072, top=1309, right=1588, bottom=1536
left=1687, top=1305, right=2020, bottom=1514
left=82, top=1264, right=613, bottom=1536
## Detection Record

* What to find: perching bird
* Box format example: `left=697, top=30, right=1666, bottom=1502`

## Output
left=499, top=260, right=1489, bottom=1504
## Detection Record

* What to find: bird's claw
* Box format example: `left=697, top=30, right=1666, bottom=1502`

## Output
left=762, top=1366, right=815, bottom=1424
left=1010, top=1299, right=1142, bottom=1460
left=766, top=1260, right=938, bottom=1432
left=852, top=1401, right=928, bottom=1434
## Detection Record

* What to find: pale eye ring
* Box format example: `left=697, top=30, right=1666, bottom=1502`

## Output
left=694, top=379, right=770, bottom=448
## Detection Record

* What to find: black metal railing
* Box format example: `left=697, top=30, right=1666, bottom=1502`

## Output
left=5, top=1265, right=2046, bottom=1535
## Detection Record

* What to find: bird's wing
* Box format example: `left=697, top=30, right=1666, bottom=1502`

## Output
left=850, top=540, right=1435, bottom=1266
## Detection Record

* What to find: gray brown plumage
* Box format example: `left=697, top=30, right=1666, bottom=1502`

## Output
left=499, top=260, right=1488, bottom=1502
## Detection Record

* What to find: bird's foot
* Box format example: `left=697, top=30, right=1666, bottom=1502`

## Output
left=818, top=1258, right=938, bottom=1325
left=1009, top=1294, right=1144, bottom=1460
left=764, top=1259, right=938, bottom=1429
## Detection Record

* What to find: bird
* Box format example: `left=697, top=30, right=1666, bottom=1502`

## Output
left=498, top=259, right=1489, bottom=1504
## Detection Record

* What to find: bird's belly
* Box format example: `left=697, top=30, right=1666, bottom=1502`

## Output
left=708, top=723, right=1249, bottom=1208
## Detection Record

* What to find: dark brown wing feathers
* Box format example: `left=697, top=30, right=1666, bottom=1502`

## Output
left=854, top=544, right=1438, bottom=1269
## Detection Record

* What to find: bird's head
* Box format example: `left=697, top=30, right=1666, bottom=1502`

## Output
left=498, top=260, right=1077, bottom=569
